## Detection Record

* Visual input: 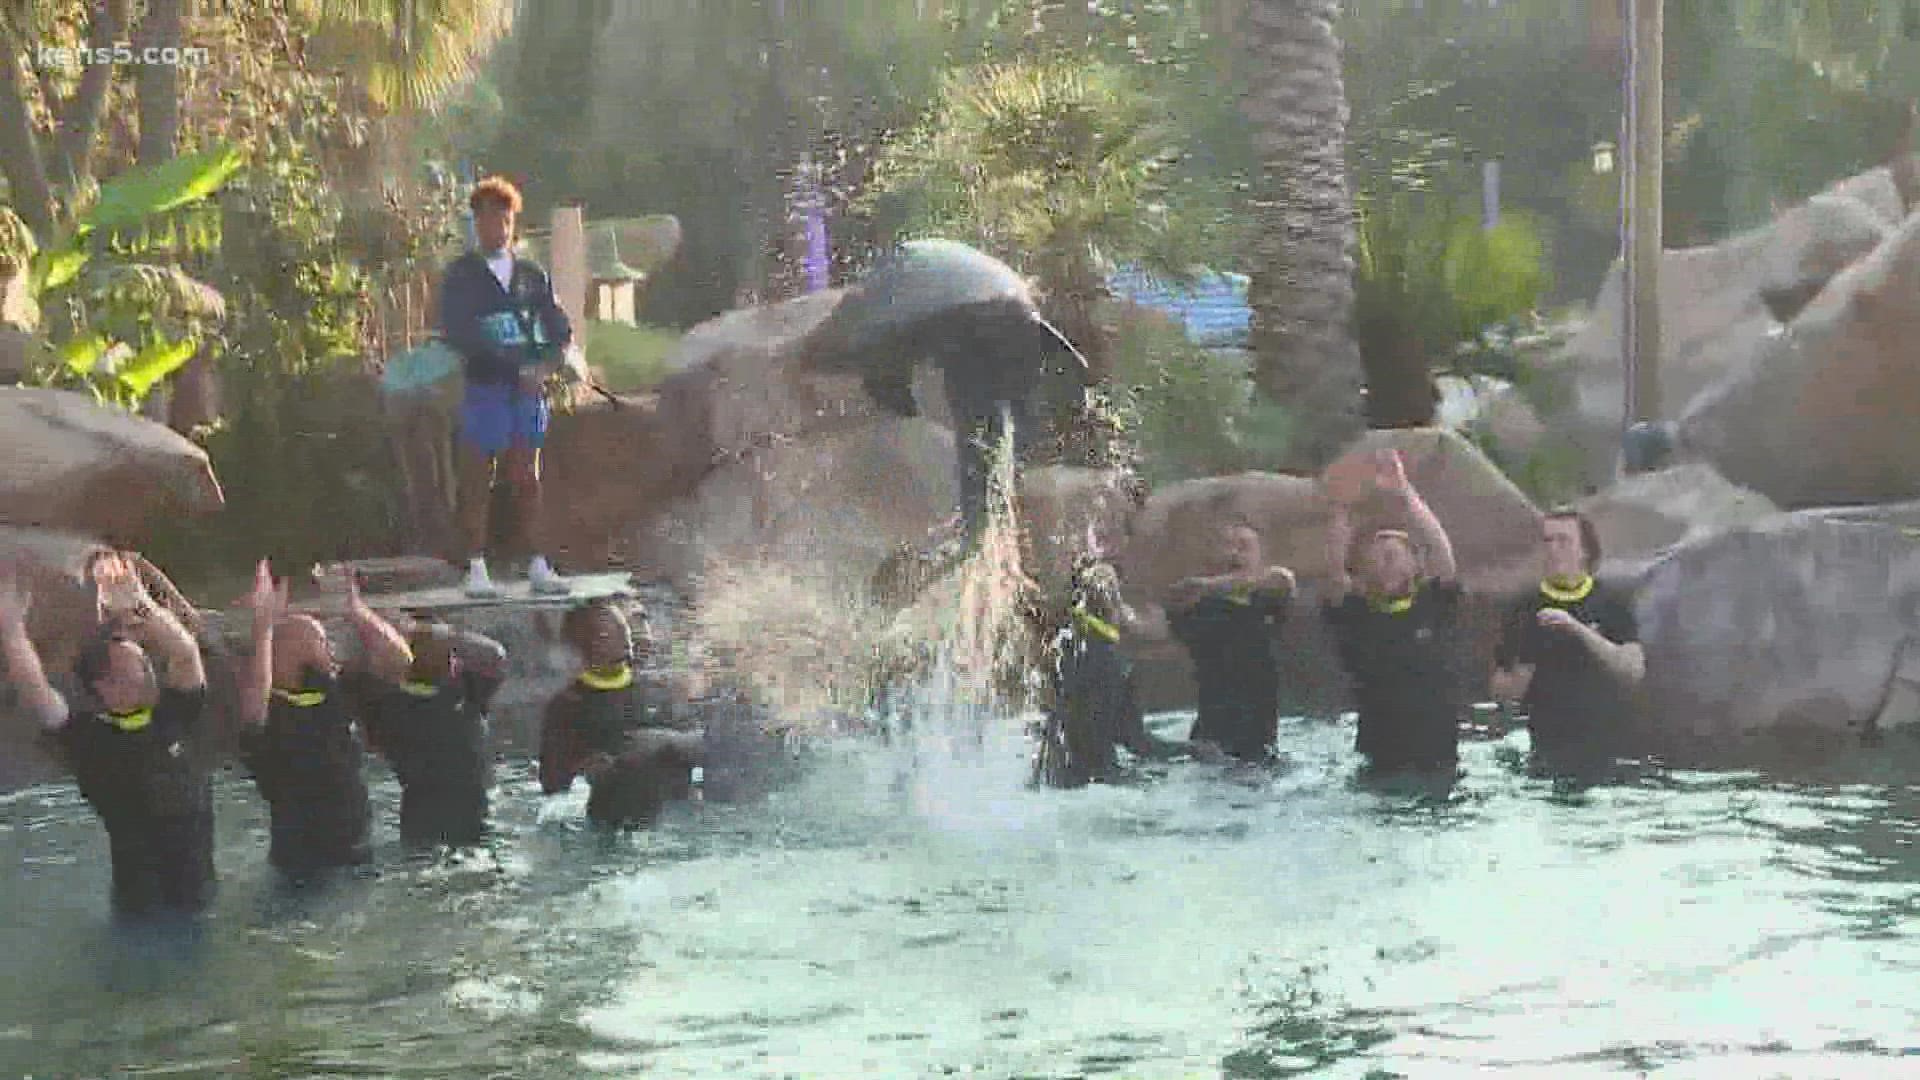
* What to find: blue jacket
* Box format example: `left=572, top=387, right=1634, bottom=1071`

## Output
left=437, top=251, right=573, bottom=387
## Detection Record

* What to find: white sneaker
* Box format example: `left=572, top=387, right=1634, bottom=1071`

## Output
left=528, top=554, right=571, bottom=595
left=464, top=557, right=503, bottom=598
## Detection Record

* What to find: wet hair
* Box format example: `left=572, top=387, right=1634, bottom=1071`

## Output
left=73, top=627, right=133, bottom=695
left=561, top=598, right=640, bottom=660
left=406, top=624, right=456, bottom=682
left=469, top=175, right=523, bottom=214
left=1544, top=507, right=1603, bottom=571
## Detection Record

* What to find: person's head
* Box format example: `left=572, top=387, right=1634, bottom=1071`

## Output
left=271, top=614, right=334, bottom=687
left=74, top=630, right=158, bottom=714
left=406, top=624, right=459, bottom=684
left=469, top=175, right=522, bottom=254
left=1541, top=508, right=1602, bottom=581
left=1357, top=528, right=1420, bottom=597
left=1215, top=518, right=1263, bottom=575
left=563, top=599, right=638, bottom=670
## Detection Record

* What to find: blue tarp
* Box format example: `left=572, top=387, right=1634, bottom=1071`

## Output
left=1106, top=266, right=1252, bottom=349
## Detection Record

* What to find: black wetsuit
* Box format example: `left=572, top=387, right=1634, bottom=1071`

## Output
left=540, top=673, right=696, bottom=828
left=1323, top=579, right=1466, bottom=774
left=240, top=670, right=373, bottom=876
left=1494, top=579, right=1640, bottom=776
left=1038, top=610, right=1178, bottom=788
left=1168, top=584, right=1290, bottom=761
left=363, top=668, right=504, bottom=847
left=56, top=686, right=215, bottom=917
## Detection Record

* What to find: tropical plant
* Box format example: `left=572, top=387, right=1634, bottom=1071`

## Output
left=863, top=55, right=1214, bottom=380
left=1241, top=0, right=1365, bottom=470
left=298, top=0, right=515, bottom=116
left=11, top=143, right=244, bottom=408
left=1352, top=190, right=1547, bottom=427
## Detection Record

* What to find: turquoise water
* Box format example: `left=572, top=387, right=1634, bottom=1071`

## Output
left=2, top=715, right=1917, bottom=1078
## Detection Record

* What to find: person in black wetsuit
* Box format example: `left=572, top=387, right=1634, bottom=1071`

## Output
left=1320, top=449, right=1466, bottom=777
left=1166, top=520, right=1297, bottom=762
left=1035, top=555, right=1188, bottom=788
left=238, top=568, right=412, bottom=882
left=539, top=599, right=703, bottom=830
left=1491, top=508, right=1645, bottom=778
left=0, top=553, right=282, bottom=921
left=356, top=603, right=508, bottom=849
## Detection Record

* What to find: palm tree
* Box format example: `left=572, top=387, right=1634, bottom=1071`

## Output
left=1241, top=0, right=1365, bottom=471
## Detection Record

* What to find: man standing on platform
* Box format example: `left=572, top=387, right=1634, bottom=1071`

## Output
left=438, top=175, right=573, bottom=598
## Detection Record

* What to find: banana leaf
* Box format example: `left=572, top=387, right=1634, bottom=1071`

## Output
left=115, top=336, right=199, bottom=398
left=79, top=142, right=246, bottom=238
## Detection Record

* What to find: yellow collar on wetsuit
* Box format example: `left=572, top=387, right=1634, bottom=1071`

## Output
left=1365, top=584, right=1417, bottom=615
left=103, top=707, right=152, bottom=732
left=1071, top=604, right=1122, bottom=643
left=401, top=679, right=440, bottom=698
left=578, top=663, right=634, bottom=692
left=1540, top=573, right=1595, bottom=604
left=272, top=687, right=327, bottom=707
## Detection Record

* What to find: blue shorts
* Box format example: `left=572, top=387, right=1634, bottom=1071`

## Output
left=460, top=381, right=549, bottom=454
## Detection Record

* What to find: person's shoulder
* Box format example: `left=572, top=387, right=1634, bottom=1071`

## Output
left=441, top=251, right=485, bottom=278
left=157, top=682, right=209, bottom=713
left=1425, top=578, right=1465, bottom=604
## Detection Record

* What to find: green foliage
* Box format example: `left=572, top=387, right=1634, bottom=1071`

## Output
left=1106, top=312, right=1293, bottom=486
left=1353, top=191, right=1549, bottom=373
left=16, top=144, right=242, bottom=408
left=585, top=320, right=682, bottom=393
left=865, top=56, right=1213, bottom=283
left=144, top=133, right=395, bottom=584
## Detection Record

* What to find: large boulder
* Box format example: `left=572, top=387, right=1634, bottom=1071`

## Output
left=0, top=387, right=224, bottom=545
left=632, top=417, right=957, bottom=594
left=1555, top=188, right=1891, bottom=484
left=1636, top=516, right=1920, bottom=759
left=540, top=377, right=717, bottom=572
left=1574, top=463, right=1779, bottom=583
left=1678, top=210, right=1920, bottom=508
left=1118, top=428, right=1541, bottom=714
left=1015, top=464, right=1138, bottom=592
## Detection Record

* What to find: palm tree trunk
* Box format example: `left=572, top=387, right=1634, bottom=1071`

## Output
left=1242, top=0, right=1364, bottom=471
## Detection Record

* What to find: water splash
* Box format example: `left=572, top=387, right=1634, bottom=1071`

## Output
left=689, top=415, right=1045, bottom=768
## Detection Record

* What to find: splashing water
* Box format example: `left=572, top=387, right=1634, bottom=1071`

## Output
left=691, top=413, right=1046, bottom=765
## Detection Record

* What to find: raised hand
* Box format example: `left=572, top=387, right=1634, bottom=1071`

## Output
left=0, top=563, right=31, bottom=630
left=240, top=559, right=288, bottom=621
left=1375, top=448, right=1411, bottom=495
left=91, top=551, right=154, bottom=622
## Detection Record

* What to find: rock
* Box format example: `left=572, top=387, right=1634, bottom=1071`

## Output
left=0, top=325, right=34, bottom=384
left=1555, top=189, right=1891, bottom=484
left=539, top=385, right=712, bottom=571
left=1117, top=428, right=1541, bottom=714
left=1015, top=465, right=1138, bottom=593
left=0, top=387, right=224, bottom=545
left=1678, top=211, right=1920, bottom=509
left=1636, top=516, right=1920, bottom=758
left=633, top=417, right=957, bottom=594
left=1573, top=463, right=1780, bottom=583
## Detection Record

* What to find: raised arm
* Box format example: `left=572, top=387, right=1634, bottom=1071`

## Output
left=0, top=565, right=68, bottom=731
left=1324, top=500, right=1356, bottom=596
left=235, top=559, right=288, bottom=729
left=94, top=552, right=204, bottom=692
left=340, top=570, right=412, bottom=685
left=1377, top=450, right=1457, bottom=582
